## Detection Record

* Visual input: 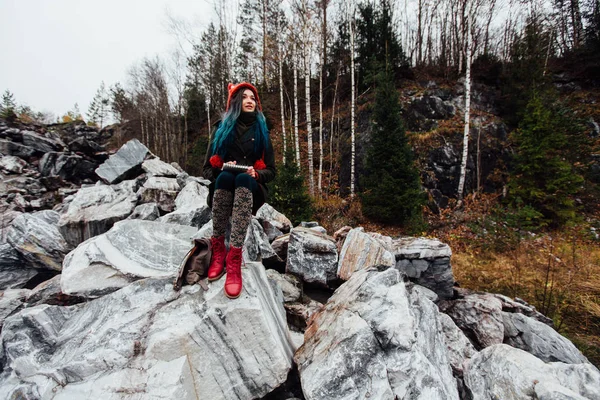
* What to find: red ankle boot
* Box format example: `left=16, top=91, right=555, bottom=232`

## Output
left=207, top=236, right=226, bottom=281
left=224, top=246, right=243, bottom=298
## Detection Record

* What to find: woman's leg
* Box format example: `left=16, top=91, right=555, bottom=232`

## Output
left=225, top=173, right=258, bottom=298
left=229, top=173, right=257, bottom=247
left=208, top=171, right=235, bottom=281
left=212, top=171, right=235, bottom=237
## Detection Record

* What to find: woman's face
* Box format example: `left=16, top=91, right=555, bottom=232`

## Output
left=242, top=89, right=257, bottom=112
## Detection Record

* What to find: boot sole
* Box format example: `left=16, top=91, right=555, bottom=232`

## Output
left=224, top=289, right=242, bottom=299
left=207, top=269, right=225, bottom=282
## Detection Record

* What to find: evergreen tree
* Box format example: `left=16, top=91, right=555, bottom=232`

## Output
left=109, top=83, right=135, bottom=123
left=271, top=149, right=313, bottom=225
left=500, top=16, right=553, bottom=126
left=355, top=0, right=408, bottom=90
left=508, top=92, right=584, bottom=227
left=87, top=82, right=110, bottom=127
left=360, top=67, right=425, bottom=226
left=1, top=90, right=17, bottom=118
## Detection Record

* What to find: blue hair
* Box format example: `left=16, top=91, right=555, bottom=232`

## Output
left=212, top=90, right=270, bottom=157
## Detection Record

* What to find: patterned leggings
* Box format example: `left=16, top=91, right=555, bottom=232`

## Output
left=211, top=171, right=258, bottom=248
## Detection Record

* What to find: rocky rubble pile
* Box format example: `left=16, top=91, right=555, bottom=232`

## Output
left=0, top=135, right=599, bottom=399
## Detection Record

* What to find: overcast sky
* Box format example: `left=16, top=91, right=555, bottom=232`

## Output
left=0, top=0, right=213, bottom=120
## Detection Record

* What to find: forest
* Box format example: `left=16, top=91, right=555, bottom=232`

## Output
left=2, top=0, right=600, bottom=364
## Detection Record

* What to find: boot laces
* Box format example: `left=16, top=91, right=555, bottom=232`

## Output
left=211, top=237, right=226, bottom=260
left=226, top=249, right=243, bottom=277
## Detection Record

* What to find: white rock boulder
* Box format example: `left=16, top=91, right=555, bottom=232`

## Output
left=0, top=265, right=295, bottom=399
left=61, top=219, right=197, bottom=298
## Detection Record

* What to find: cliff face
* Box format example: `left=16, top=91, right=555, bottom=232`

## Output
left=333, top=76, right=600, bottom=214
left=1, top=122, right=599, bottom=399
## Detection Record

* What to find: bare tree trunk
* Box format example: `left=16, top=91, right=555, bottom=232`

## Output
left=349, top=8, right=356, bottom=197
left=483, top=0, right=496, bottom=53
left=278, top=18, right=287, bottom=164
left=305, top=42, right=314, bottom=196
left=476, top=120, right=481, bottom=193
left=140, top=115, right=145, bottom=146
left=184, top=108, right=188, bottom=166
left=329, top=65, right=340, bottom=193
left=293, top=42, right=301, bottom=167
left=262, top=0, right=268, bottom=87
left=417, top=0, right=423, bottom=65
left=318, top=51, right=324, bottom=195
left=570, top=0, right=583, bottom=48
left=457, top=7, right=472, bottom=206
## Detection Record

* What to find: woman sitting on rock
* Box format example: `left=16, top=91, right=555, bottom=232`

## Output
left=202, top=82, right=276, bottom=299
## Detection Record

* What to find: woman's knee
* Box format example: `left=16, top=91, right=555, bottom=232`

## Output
left=234, top=173, right=257, bottom=191
left=215, top=171, right=236, bottom=191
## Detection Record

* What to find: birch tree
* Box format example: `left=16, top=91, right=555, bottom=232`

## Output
left=348, top=0, right=357, bottom=196
left=293, top=41, right=301, bottom=167
left=457, top=0, right=473, bottom=206
left=277, top=13, right=287, bottom=163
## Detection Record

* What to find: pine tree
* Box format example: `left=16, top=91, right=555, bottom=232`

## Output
left=1, top=90, right=17, bottom=118
left=355, top=0, right=408, bottom=90
left=271, top=149, right=314, bottom=225
left=87, top=82, right=110, bottom=128
left=360, top=67, right=425, bottom=226
left=508, top=92, right=584, bottom=227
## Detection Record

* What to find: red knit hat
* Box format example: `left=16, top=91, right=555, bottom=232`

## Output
left=226, top=82, right=262, bottom=112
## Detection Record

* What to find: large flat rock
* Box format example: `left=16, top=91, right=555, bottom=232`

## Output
left=464, top=344, right=600, bottom=399
left=57, top=180, right=139, bottom=248
left=95, top=139, right=150, bottom=184
left=391, top=236, right=455, bottom=299
left=295, top=267, right=458, bottom=400
left=337, top=227, right=394, bottom=280
left=61, top=220, right=197, bottom=298
left=286, top=227, right=338, bottom=287
left=6, top=210, right=69, bottom=271
left=0, top=267, right=294, bottom=399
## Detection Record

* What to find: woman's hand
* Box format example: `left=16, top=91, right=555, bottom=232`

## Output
left=247, top=166, right=258, bottom=180
left=225, top=161, right=237, bottom=166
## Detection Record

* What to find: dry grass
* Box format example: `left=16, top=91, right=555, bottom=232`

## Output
left=444, top=223, right=600, bottom=367
left=312, top=189, right=600, bottom=365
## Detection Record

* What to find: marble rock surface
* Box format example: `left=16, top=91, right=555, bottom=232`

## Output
left=21, top=130, right=64, bottom=153
left=256, top=203, right=292, bottom=233
left=439, top=313, right=477, bottom=377
left=0, top=266, right=295, bottom=400
left=337, top=227, right=395, bottom=280
left=0, top=242, right=37, bottom=290
left=266, top=269, right=302, bottom=303
left=286, top=227, right=338, bottom=287
left=6, top=210, right=69, bottom=271
left=158, top=181, right=211, bottom=228
left=464, top=344, right=600, bottom=400
left=271, top=233, right=290, bottom=262
left=503, top=311, right=589, bottom=364
left=141, top=158, right=181, bottom=177
left=143, top=176, right=181, bottom=191
left=137, top=186, right=178, bottom=213
left=0, top=288, right=30, bottom=328
left=57, top=180, right=140, bottom=248
left=244, top=218, right=278, bottom=262
left=295, top=267, right=458, bottom=400
left=95, top=139, right=150, bottom=184
left=0, top=155, right=27, bottom=174
left=61, top=219, right=197, bottom=298
left=0, top=139, right=36, bottom=159
left=439, top=293, right=505, bottom=350
left=391, top=236, right=455, bottom=299
left=127, top=203, right=160, bottom=221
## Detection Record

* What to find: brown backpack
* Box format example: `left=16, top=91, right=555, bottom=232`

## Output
left=173, top=238, right=212, bottom=291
